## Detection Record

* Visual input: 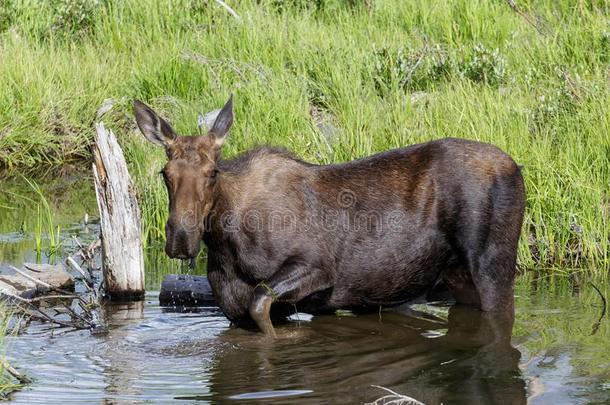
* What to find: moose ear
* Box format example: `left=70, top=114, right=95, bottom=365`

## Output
left=133, top=100, right=177, bottom=147
left=209, top=95, right=233, bottom=148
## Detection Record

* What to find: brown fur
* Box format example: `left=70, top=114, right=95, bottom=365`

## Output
left=134, top=97, right=525, bottom=335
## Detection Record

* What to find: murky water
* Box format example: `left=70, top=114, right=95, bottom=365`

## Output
left=1, top=177, right=609, bottom=404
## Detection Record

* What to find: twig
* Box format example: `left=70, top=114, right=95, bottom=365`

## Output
left=15, top=303, right=81, bottom=329
left=590, top=282, right=607, bottom=336
left=80, top=238, right=101, bottom=263
left=68, top=238, right=102, bottom=302
left=6, top=265, right=102, bottom=331
left=504, top=0, right=545, bottom=36
left=22, top=264, right=42, bottom=273
left=72, top=235, right=84, bottom=250
left=365, top=385, right=425, bottom=405
left=66, top=256, right=88, bottom=281
left=214, top=0, right=241, bottom=20
left=28, top=295, right=78, bottom=302
left=62, top=301, right=95, bottom=328
left=0, top=291, right=30, bottom=305
left=66, top=256, right=96, bottom=298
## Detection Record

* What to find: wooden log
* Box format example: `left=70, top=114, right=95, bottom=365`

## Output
left=0, top=279, right=36, bottom=300
left=159, top=275, right=216, bottom=306
left=92, top=123, right=145, bottom=300
left=0, top=263, right=74, bottom=300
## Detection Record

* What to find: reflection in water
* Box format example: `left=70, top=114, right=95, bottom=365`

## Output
left=9, top=299, right=526, bottom=404
left=206, top=305, right=525, bottom=404
left=101, top=301, right=145, bottom=401
left=3, top=175, right=609, bottom=403
left=7, top=288, right=610, bottom=404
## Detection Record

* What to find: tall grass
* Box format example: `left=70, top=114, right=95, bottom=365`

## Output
left=0, top=0, right=608, bottom=273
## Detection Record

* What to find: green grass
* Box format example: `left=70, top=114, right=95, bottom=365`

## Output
left=0, top=0, right=609, bottom=273
left=0, top=306, right=25, bottom=399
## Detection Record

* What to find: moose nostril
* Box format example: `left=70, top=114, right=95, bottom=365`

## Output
left=176, top=229, right=189, bottom=245
left=165, top=225, right=198, bottom=259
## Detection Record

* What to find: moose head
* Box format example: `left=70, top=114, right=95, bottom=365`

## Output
left=134, top=96, right=233, bottom=259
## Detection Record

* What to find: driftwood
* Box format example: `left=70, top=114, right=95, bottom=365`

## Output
left=0, top=263, right=73, bottom=300
left=93, top=123, right=145, bottom=300
left=4, top=261, right=105, bottom=333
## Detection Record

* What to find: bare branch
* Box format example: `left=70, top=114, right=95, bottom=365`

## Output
left=504, top=0, right=545, bottom=36
left=215, top=0, right=241, bottom=20
left=590, top=282, right=607, bottom=336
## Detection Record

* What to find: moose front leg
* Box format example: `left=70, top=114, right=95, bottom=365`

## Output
left=249, top=263, right=332, bottom=337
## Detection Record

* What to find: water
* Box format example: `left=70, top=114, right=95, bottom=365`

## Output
left=1, top=176, right=609, bottom=404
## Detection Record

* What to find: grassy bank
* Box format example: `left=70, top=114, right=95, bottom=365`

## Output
left=0, top=0, right=608, bottom=273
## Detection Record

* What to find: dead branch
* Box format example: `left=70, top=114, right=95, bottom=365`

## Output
left=504, top=0, right=545, bottom=36
left=215, top=0, right=241, bottom=20
left=590, top=282, right=607, bottom=336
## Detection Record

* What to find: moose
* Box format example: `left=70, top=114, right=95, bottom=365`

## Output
left=134, top=96, right=525, bottom=337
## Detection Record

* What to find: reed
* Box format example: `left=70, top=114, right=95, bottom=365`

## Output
left=0, top=306, right=25, bottom=399
left=22, top=177, right=62, bottom=262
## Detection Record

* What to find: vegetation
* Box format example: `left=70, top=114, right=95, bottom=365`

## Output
left=0, top=175, right=94, bottom=265
left=0, top=306, right=25, bottom=398
left=0, top=0, right=609, bottom=273
left=21, top=177, right=63, bottom=262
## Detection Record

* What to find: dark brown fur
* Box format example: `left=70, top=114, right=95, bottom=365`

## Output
left=135, top=97, right=525, bottom=336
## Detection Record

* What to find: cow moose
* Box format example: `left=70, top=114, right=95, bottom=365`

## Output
left=134, top=95, right=525, bottom=337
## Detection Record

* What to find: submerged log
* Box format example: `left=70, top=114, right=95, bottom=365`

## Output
left=93, top=123, right=145, bottom=300
left=159, top=275, right=216, bottom=306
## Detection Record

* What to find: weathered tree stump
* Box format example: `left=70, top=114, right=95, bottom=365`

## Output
left=93, top=123, right=145, bottom=300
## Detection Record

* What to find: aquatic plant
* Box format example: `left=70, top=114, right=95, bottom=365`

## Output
left=0, top=306, right=27, bottom=399
left=21, top=177, right=62, bottom=262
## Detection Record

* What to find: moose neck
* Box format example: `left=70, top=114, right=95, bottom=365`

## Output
left=201, top=147, right=307, bottom=247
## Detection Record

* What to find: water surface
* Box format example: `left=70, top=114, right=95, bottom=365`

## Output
left=1, top=177, right=609, bottom=404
